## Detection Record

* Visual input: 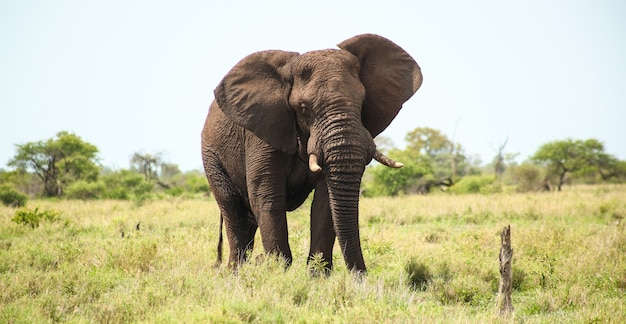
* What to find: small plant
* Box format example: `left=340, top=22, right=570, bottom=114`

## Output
left=0, top=184, right=27, bottom=207
left=308, top=253, right=330, bottom=277
left=12, top=207, right=61, bottom=228
left=404, top=258, right=432, bottom=291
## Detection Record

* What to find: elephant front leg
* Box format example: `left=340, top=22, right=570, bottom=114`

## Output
left=246, top=147, right=293, bottom=266
left=308, top=181, right=336, bottom=275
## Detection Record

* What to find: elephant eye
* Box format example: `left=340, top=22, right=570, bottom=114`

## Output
left=300, top=68, right=312, bottom=82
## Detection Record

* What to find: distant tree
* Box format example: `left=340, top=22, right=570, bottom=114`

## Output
left=8, top=131, right=100, bottom=197
left=491, top=138, right=508, bottom=178
left=363, top=149, right=432, bottom=196
left=160, top=163, right=181, bottom=180
left=531, top=138, right=616, bottom=191
left=596, top=157, right=626, bottom=182
left=405, top=127, right=451, bottom=158
left=404, top=127, right=470, bottom=178
left=0, top=168, right=42, bottom=197
left=507, top=162, right=547, bottom=192
left=130, top=152, right=162, bottom=181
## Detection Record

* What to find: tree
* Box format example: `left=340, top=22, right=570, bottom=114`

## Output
left=404, top=127, right=470, bottom=178
left=130, top=152, right=162, bottom=181
left=405, top=127, right=452, bottom=158
left=160, top=163, right=181, bottom=180
left=0, top=168, right=42, bottom=197
left=491, top=138, right=508, bottom=179
left=8, top=131, right=100, bottom=197
left=363, top=149, right=432, bottom=196
left=506, top=162, right=547, bottom=192
left=531, top=138, right=616, bottom=191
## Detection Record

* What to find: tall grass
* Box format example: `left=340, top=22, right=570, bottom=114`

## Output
left=1, top=185, right=624, bottom=322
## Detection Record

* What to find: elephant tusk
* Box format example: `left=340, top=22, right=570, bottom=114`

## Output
left=374, top=150, right=404, bottom=168
left=309, top=154, right=322, bottom=172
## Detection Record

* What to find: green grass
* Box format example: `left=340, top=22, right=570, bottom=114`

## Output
left=1, top=185, right=625, bottom=323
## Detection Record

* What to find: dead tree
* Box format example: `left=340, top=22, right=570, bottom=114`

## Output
left=492, top=138, right=508, bottom=179
left=498, top=225, right=514, bottom=316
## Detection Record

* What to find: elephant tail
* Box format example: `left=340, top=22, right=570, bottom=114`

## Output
left=215, top=214, right=224, bottom=267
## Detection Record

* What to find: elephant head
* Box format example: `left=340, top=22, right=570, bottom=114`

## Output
left=214, top=34, right=422, bottom=272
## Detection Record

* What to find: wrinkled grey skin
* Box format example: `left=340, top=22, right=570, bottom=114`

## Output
left=201, top=34, right=422, bottom=274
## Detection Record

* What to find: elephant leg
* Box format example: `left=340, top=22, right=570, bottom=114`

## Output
left=308, top=180, right=336, bottom=275
left=244, top=211, right=258, bottom=253
left=204, top=151, right=255, bottom=267
left=246, top=147, right=292, bottom=266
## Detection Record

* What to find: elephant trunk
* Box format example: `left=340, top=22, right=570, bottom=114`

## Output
left=326, top=166, right=367, bottom=272
left=315, top=112, right=374, bottom=273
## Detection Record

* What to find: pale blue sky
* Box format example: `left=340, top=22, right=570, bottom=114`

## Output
left=1, top=1, right=625, bottom=171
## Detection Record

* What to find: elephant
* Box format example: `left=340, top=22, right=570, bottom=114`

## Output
left=201, top=34, right=422, bottom=274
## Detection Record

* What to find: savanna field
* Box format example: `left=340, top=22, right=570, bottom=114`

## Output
left=1, top=185, right=625, bottom=323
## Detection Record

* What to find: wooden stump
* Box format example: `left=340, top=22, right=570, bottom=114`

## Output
left=498, top=225, right=514, bottom=316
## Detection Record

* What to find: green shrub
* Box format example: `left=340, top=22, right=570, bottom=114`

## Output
left=0, top=184, right=27, bottom=207
left=450, top=175, right=498, bottom=194
left=508, top=162, right=546, bottom=192
left=65, top=180, right=105, bottom=200
left=165, top=186, right=184, bottom=197
left=362, top=149, right=434, bottom=197
left=12, top=207, right=61, bottom=228
left=100, top=170, right=154, bottom=201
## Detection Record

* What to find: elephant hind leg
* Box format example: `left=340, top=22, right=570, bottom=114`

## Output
left=216, top=196, right=256, bottom=267
left=204, top=149, right=255, bottom=268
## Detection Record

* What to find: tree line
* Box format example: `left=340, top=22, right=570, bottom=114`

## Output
left=363, top=128, right=626, bottom=196
left=2, top=129, right=625, bottom=206
left=0, top=131, right=209, bottom=206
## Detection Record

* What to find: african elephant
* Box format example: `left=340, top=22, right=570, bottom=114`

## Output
left=201, top=34, right=422, bottom=274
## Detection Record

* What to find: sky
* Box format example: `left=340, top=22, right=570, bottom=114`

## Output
left=1, top=0, right=625, bottom=172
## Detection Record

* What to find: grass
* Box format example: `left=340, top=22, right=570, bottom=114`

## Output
left=1, top=184, right=625, bottom=322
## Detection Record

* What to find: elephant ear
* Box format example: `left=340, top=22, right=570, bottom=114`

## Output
left=338, top=34, right=423, bottom=138
left=214, top=50, right=300, bottom=154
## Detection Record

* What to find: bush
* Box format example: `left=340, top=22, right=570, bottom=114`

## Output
left=507, top=163, right=547, bottom=192
left=168, top=171, right=210, bottom=194
left=0, top=184, right=28, bottom=207
left=449, top=175, right=498, bottom=194
left=165, top=186, right=185, bottom=197
left=12, top=207, right=61, bottom=228
left=100, top=170, right=154, bottom=200
left=363, top=150, right=433, bottom=197
left=65, top=180, right=105, bottom=200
